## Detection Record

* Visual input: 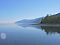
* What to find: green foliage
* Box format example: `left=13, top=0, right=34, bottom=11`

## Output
left=41, top=13, right=60, bottom=24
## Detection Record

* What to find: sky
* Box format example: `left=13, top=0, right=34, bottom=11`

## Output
left=0, top=0, right=60, bottom=23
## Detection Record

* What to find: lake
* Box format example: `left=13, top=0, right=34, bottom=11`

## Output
left=0, top=24, right=60, bottom=45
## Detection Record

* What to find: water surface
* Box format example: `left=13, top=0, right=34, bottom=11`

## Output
left=0, top=24, right=60, bottom=45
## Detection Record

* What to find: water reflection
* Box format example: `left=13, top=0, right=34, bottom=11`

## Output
left=17, top=24, right=60, bottom=34
left=41, top=26, right=60, bottom=34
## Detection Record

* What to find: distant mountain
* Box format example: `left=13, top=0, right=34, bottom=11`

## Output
left=16, top=17, right=43, bottom=25
left=16, top=13, right=60, bottom=25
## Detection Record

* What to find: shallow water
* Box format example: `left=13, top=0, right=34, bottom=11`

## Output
left=0, top=24, right=60, bottom=45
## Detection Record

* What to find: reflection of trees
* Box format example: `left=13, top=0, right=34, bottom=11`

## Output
left=41, top=26, right=60, bottom=34
left=17, top=24, right=60, bottom=34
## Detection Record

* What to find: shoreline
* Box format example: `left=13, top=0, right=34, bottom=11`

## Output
left=32, top=24, right=60, bottom=27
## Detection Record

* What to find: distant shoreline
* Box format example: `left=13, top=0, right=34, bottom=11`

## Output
left=32, top=24, right=60, bottom=27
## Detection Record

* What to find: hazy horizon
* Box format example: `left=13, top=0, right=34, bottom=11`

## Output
left=0, top=0, right=60, bottom=23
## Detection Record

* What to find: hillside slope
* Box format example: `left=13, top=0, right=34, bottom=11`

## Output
left=16, top=17, right=43, bottom=24
left=41, top=13, right=60, bottom=24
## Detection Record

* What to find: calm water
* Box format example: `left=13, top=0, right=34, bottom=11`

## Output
left=0, top=24, right=60, bottom=45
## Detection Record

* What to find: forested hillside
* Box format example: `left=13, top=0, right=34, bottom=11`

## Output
left=41, top=13, right=60, bottom=24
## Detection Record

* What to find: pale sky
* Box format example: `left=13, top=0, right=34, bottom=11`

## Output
left=0, top=0, right=60, bottom=23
